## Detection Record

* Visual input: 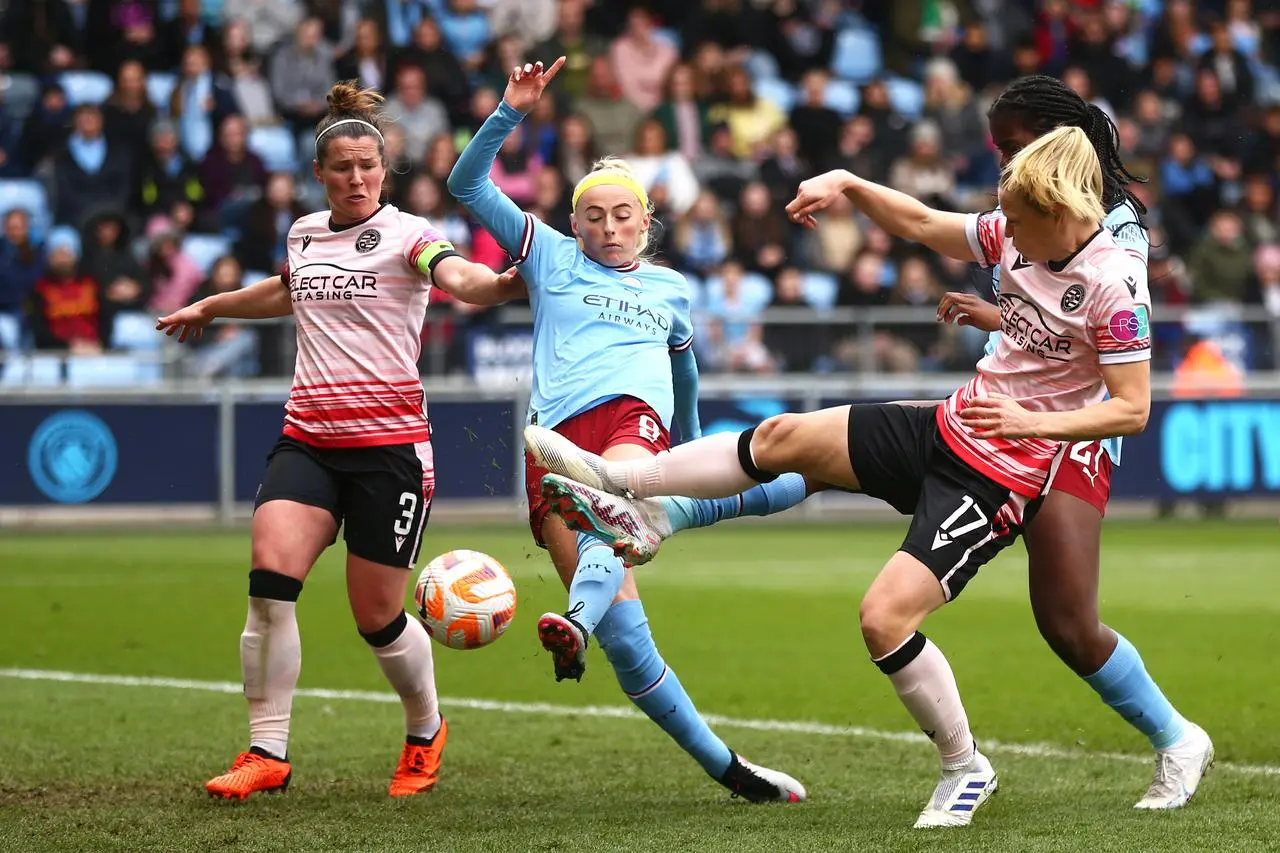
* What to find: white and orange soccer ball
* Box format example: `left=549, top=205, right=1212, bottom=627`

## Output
left=414, top=549, right=517, bottom=650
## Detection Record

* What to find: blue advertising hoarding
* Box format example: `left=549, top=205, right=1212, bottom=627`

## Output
left=1, top=396, right=1277, bottom=506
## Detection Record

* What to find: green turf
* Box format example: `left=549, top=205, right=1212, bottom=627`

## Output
left=1, top=521, right=1277, bottom=852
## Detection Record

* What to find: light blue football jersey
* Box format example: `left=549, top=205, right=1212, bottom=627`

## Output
left=448, top=102, right=695, bottom=430
left=984, top=199, right=1148, bottom=465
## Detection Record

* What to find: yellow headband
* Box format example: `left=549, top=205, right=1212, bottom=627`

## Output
left=571, top=172, right=649, bottom=212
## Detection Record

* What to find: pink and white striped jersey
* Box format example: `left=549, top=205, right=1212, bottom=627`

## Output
left=281, top=204, right=457, bottom=448
left=937, top=210, right=1153, bottom=497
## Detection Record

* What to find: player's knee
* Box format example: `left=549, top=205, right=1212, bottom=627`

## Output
left=1034, top=606, right=1107, bottom=673
left=858, top=592, right=916, bottom=657
left=348, top=576, right=409, bottom=635
left=750, top=413, right=805, bottom=473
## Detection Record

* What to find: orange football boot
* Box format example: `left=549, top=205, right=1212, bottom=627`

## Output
left=388, top=718, right=448, bottom=797
left=205, top=749, right=292, bottom=800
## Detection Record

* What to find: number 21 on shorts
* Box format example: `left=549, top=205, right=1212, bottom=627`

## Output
left=1069, top=441, right=1104, bottom=486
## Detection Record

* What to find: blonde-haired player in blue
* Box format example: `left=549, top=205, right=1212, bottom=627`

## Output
left=447, top=57, right=806, bottom=802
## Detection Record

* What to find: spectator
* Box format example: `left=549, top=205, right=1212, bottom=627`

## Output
left=1132, top=89, right=1172, bottom=159
left=1201, top=18, right=1255, bottom=106
left=236, top=172, right=306, bottom=276
left=0, top=89, right=20, bottom=178
left=800, top=191, right=862, bottom=274
left=81, top=211, right=149, bottom=313
left=269, top=17, right=334, bottom=137
left=0, top=208, right=43, bottom=320
left=393, top=17, right=472, bottom=127
left=758, top=126, right=808, bottom=206
left=551, top=112, right=598, bottom=186
left=683, top=0, right=760, bottom=53
left=888, top=120, right=957, bottom=211
left=145, top=219, right=204, bottom=315
left=478, top=34, right=526, bottom=95
left=1240, top=174, right=1280, bottom=248
left=788, top=70, right=842, bottom=171
left=531, top=0, right=606, bottom=102
left=422, top=131, right=460, bottom=186
left=401, top=174, right=472, bottom=251
left=222, top=0, right=302, bottom=56
left=28, top=228, right=108, bottom=353
left=710, top=65, right=786, bottom=158
left=528, top=165, right=572, bottom=234
left=627, top=118, right=699, bottom=216
left=385, top=64, right=450, bottom=166
left=488, top=0, right=557, bottom=49
left=334, top=18, right=386, bottom=91
left=1189, top=209, right=1254, bottom=304
left=437, top=0, right=492, bottom=71
left=921, top=58, right=985, bottom=180
left=52, top=104, right=134, bottom=229
left=135, top=119, right=204, bottom=221
left=187, top=254, right=259, bottom=378
left=951, top=21, right=1000, bottom=92
left=489, top=121, right=541, bottom=207
left=198, top=114, right=266, bottom=231
left=102, top=59, right=156, bottom=168
left=608, top=7, right=678, bottom=113
left=1246, top=243, right=1280, bottom=370
left=160, top=0, right=224, bottom=72
left=764, top=0, right=835, bottom=82
left=1160, top=132, right=1218, bottom=253
left=170, top=44, right=239, bottom=163
left=575, top=56, right=643, bottom=154
left=730, top=180, right=790, bottom=279
left=672, top=190, right=732, bottom=276
left=16, top=83, right=73, bottom=174
left=216, top=19, right=277, bottom=128
left=651, top=63, right=713, bottom=164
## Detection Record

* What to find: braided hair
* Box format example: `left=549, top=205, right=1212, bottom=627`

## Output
left=987, top=75, right=1147, bottom=216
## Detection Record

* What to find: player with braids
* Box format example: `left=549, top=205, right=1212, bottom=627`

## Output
left=530, top=123, right=1214, bottom=826
left=448, top=59, right=806, bottom=803
left=159, top=81, right=524, bottom=800
left=542, top=74, right=1213, bottom=814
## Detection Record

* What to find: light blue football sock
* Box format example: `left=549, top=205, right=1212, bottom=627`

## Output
left=595, top=599, right=733, bottom=779
left=1084, top=633, right=1187, bottom=750
left=661, top=472, right=808, bottom=532
left=566, top=531, right=626, bottom=636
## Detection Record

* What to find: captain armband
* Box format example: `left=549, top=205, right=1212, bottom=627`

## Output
left=412, top=239, right=462, bottom=277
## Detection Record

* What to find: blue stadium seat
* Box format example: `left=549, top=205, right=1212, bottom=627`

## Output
left=653, top=27, right=681, bottom=51
left=66, top=354, right=163, bottom=387
left=3, top=73, right=41, bottom=122
left=746, top=50, right=781, bottom=82
left=182, top=234, right=232, bottom=275
left=111, top=311, right=161, bottom=351
left=146, top=72, right=177, bottom=113
left=886, top=77, right=926, bottom=120
left=0, top=312, right=21, bottom=351
left=800, top=271, right=839, bottom=310
left=59, top=71, right=114, bottom=106
left=823, top=79, right=861, bottom=117
left=28, top=354, right=65, bottom=386
left=754, top=78, right=797, bottom=114
left=831, top=28, right=882, bottom=84
left=0, top=179, right=51, bottom=239
left=248, top=126, right=300, bottom=173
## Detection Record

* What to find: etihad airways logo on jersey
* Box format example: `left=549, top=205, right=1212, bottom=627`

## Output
left=582, top=294, right=671, bottom=336
left=998, top=293, right=1074, bottom=361
left=289, top=262, right=379, bottom=301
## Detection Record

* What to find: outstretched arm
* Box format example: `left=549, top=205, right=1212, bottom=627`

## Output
left=446, top=58, right=566, bottom=263
left=961, top=361, right=1150, bottom=440
left=432, top=256, right=527, bottom=306
left=787, top=170, right=975, bottom=262
left=156, top=275, right=292, bottom=342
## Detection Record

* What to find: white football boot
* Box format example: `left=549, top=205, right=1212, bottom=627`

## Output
left=541, top=474, right=672, bottom=566
left=1133, top=722, right=1215, bottom=810
left=719, top=752, right=807, bottom=803
left=524, top=425, right=630, bottom=495
left=913, top=748, right=999, bottom=829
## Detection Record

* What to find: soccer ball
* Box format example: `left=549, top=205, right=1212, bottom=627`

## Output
left=414, top=549, right=517, bottom=650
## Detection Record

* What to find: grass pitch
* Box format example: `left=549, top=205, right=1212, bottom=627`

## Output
left=1, top=520, right=1277, bottom=852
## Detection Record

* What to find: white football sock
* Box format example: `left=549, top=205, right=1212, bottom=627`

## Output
left=621, top=431, right=759, bottom=498
left=880, top=637, right=974, bottom=770
left=242, top=595, right=301, bottom=760
left=369, top=613, right=442, bottom=740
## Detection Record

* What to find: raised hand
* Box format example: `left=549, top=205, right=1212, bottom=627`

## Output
left=503, top=57, right=566, bottom=114
left=937, top=292, right=1001, bottom=332
left=785, top=170, right=854, bottom=229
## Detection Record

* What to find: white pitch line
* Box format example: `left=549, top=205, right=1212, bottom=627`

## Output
left=2, top=667, right=1276, bottom=778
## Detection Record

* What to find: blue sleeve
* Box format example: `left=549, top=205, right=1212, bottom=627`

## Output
left=670, top=346, right=701, bottom=442
left=446, top=101, right=562, bottom=276
left=1106, top=204, right=1150, bottom=264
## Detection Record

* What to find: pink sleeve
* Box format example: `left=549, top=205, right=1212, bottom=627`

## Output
left=401, top=213, right=457, bottom=276
left=1089, top=275, right=1152, bottom=365
left=963, top=210, right=1006, bottom=268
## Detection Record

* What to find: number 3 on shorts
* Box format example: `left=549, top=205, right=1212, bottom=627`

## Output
left=394, top=491, right=418, bottom=536
left=637, top=414, right=662, bottom=444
